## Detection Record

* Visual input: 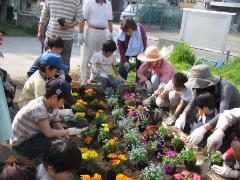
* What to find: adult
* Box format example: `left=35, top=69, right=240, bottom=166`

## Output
left=137, top=46, right=175, bottom=93
left=11, top=78, right=87, bottom=159
left=175, top=64, right=240, bottom=145
left=117, top=17, right=147, bottom=80
left=79, top=0, right=113, bottom=84
left=38, top=0, right=83, bottom=71
left=18, top=53, right=67, bottom=109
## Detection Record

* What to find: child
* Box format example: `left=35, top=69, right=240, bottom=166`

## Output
left=18, top=53, right=68, bottom=109
left=188, top=92, right=217, bottom=145
left=11, top=78, right=87, bottom=159
left=89, top=40, right=125, bottom=88
left=37, top=139, right=82, bottom=180
left=27, top=36, right=64, bottom=77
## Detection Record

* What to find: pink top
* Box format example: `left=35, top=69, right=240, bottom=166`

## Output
left=137, top=59, right=175, bottom=84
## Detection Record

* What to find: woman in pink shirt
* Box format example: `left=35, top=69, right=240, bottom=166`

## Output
left=137, top=46, right=175, bottom=93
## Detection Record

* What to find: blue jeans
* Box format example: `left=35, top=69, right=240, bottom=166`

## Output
left=151, top=74, right=160, bottom=91
left=13, top=133, right=56, bottom=159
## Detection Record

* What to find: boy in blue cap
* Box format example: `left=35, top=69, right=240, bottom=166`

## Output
left=18, top=53, right=68, bottom=109
left=11, top=78, right=87, bottom=159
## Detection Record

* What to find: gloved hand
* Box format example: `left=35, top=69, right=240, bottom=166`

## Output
left=175, top=114, right=186, bottom=130
left=124, top=62, right=130, bottom=72
left=207, top=128, right=225, bottom=153
left=68, top=127, right=88, bottom=136
left=164, top=116, right=177, bottom=126
left=78, top=32, right=84, bottom=46
left=145, top=80, right=153, bottom=94
left=116, top=74, right=127, bottom=82
left=59, top=109, right=74, bottom=117
left=189, top=126, right=207, bottom=145
left=211, top=163, right=239, bottom=178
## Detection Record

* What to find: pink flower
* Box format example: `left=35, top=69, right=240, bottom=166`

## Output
left=124, top=92, right=135, bottom=100
left=137, top=105, right=144, bottom=111
left=166, top=150, right=177, bottom=158
left=193, top=173, right=201, bottom=180
left=174, top=173, right=183, bottom=180
left=181, top=170, right=191, bottom=177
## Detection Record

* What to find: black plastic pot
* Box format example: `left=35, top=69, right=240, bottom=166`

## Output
left=173, top=143, right=184, bottom=153
left=136, top=162, right=148, bottom=170
left=107, top=170, right=117, bottom=180
left=138, top=125, right=146, bottom=133
left=184, top=160, right=196, bottom=171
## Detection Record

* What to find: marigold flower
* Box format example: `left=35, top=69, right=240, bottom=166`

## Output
left=111, top=159, right=121, bottom=166
left=84, top=136, right=93, bottom=144
left=109, top=137, right=118, bottom=145
left=75, top=112, right=85, bottom=118
left=107, top=153, right=118, bottom=159
left=80, top=175, right=91, bottom=180
left=117, top=154, right=127, bottom=161
left=92, top=173, right=102, bottom=180
left=116, top=173, right=133, bottom=180
left=72, top=92, right=79, bottom=97
left=85, top=88, right=95, bottom=95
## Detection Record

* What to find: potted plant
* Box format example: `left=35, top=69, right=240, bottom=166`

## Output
left=210, top=151, right=223, bottom=166
left=112, top=108, right=124, bottom=121
left=136, top=116, right=149, bottom=133
left=123, top=129, right=140, bottom=150
left=117, top=117, right=132, bottom=133
left=73, top=112, right=86, bottom=121
left=129, top=146, right=148, bottom=170
left=102, top=137, right=120, bottom=155
left=80, top=147, right=99, bottom=173
left=174, top=170, right=201, bottom=180
left=107, top=96, right=118, bottom=109
left=98, top=123, right=110, bottom=143
left=81, top=126, right=97, bottom=145
left=140, top=163, right=163, bottom=180
left=157, top=126, right=172, bottom=141
left=171, top=136, right=185, bottom=153
left=71, top=99, right=87, bottom=113
left=179, top=148, right=197, bottom=171
left=90, top=99, right=106, bottom=109
left=116, top=173, right=133, bottom=180
left=162, top=150, right=179, bottom=175
left=124, top=92, right=137, bottom=107
left=84, top=88, right=96, bottom=99
left=144, top=125, right=159, bottom=141
left=94, top=110, right=107, bottom=127
left=80, top=173, right=102, bottom=180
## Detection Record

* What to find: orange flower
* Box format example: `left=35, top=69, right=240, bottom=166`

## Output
left=116, top=174, right=133, bottom=180
left=92, top=173, right=102, bottom=180
left=84, top=136, right=93, bottom=144
left=85, top=88, right=95, bottom=95
left=111, top=159, right=121, bottom=166
left=80, top=175, right=91, bottom=180
left=95, top=112, right=100, bottom=118
left=117, top=154, right=127, bottom=161
left=98, top=110, right=104, bottom=113
left=109, top=137, right=118, bottom=146
left=107, top=153, right=118, bottom=159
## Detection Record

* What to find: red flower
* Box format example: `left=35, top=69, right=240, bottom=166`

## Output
left=174, top=173, right=183, bottom=180
left=144, top=125, right=159, bottom=136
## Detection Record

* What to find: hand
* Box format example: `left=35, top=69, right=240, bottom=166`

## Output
left=78, top=32, right=84, bottom=45
left=116, top=74, right=126, bottom=82
left=124, top=62, right=130, bottom=72
left=154, top=89, right=160, bottom=95
left=59, top=109, right=74, bottom=117
left=37, top=31, right=44, bottom=41
left=211, top=163, right=238, bottom=178
left=175, top=114, right=186, bottom=130
left=146, top=80, right=153, bottom=94
left=189, top=126, right=207, bottom=145
left=68, top=127, right=88, bottom=136
left=164, top=116, right=176, bottom=126
left=60, top=23, right=72, bottom=31
left=207, top=128, right=225, bottom=153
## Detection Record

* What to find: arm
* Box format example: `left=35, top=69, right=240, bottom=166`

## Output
left=159, top=89, right=170, bottom=99
left=173, top=99, right=188, bottom=118
left=53, top=122, right=64, bottom=130
left=139, top=24, right=147, bottom=50
left=38, top=2, right=49, bottom=40
left=158, top=60, right=175, bottom=84
left=219, top=84, right=234, bottom=113
left=137, top=62, right=150, bottom=84
left=108, top=21, right=113, bottom=33
left=108, top=1, right=113, bottom=32
left=60, top=21, right=79, bottom=31
left=117, top=39, right=127, bottom=64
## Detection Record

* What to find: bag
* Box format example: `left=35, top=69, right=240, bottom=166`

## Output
left=0, top=68, right=16, bottom=107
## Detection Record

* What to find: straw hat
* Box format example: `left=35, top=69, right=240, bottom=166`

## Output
left=137, top=46, right=173, bottom=62
left=185, top=64, right=220, bottom=89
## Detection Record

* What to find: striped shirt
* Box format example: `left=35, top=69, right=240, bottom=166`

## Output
left=10, top=97, right=60, bottom=147
left=39, top=0, right=83, bottom=40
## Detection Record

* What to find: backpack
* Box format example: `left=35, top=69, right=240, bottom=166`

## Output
left=0, top=68, right=16, bottom=107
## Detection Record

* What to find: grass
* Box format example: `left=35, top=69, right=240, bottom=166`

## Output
left=0, top=22, right=34, bottom=36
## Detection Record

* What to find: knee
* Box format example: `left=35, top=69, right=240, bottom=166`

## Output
left=231, top=140, right=240, bottom=152
left=156, top=97, right=168, bottom=107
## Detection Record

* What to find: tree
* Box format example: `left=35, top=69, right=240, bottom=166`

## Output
left=0, top=0, right=8, bottom=22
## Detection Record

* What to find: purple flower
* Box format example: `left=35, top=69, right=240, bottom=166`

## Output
left=155, top=134, right=165, bottom=149
left=163, top=164, right=174, bottom=173
left=166, top=150, right=177, bottom=158
left=156, top=152, right=163, bottom=161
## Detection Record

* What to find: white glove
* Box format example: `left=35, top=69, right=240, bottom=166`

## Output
left=124, top=62, right=130, bottom=72
left=189, top=126, right=207, bottom=145
left=207, top=128, right=225, bottom=153
left=68, top=127, right=88, bottom=136
left=59, top=109, right=74, bottom=117
left=116, top=74, right=126, bottom=82
left=175, top=114, right=186, bottom=130
left=78, top=32, right=84, bottom=46
left=211, top=163, right=239, bottom=178
left=164, top=116, right=177, bottom=126
left=146, top=80, right=153, bottom=94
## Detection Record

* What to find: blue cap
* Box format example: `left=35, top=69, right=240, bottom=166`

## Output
left=46, top=78, right=75, bottom=105
left=40, top=53, right=68, bottom=71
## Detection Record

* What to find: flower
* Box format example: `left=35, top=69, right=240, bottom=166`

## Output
left=156, top=152, right=163, bottom=161
left=84, top=136, right=93, bottom=144
left=75, top=112, right=86, bottom=118
left=116, top=173, right=133, bottom=180
left=76, top=99, right=88, bottom=106
left=92, top=173, right=102, bottom=180
left=166, top=150, right=177, bottom=158
left=163, top=164, right=174, bottom=173
left=72, top=92, right=79, bottom=97
left=124, top=92, right=135, bottom=101
left=137, top=105, right=144, bottom=111
left=107, top=153, right=118, bottom=159
left=181, top=170, right=191, bottom=177
left=117, top=154, right=127, bottom=161
left=109, top=137, right=118, bottom=145
left=85, top=88, right=95, bottom=95
left=81, top=175, right=91, bottom=180
left=111, top=159, right=121, bottom=166
left=80, top=148, right=98, bottom=160
left=174, top=173, right=183, bottom=180
left=101, top=123, right=109, bottom=132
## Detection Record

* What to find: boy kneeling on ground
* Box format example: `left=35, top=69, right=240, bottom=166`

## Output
left=11, top=78, right=87, bottom=159
left=88, top=40, right=126, bottom=88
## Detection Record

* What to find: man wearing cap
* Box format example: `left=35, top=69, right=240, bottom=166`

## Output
left=79, top=0, right=113, bottom=84
left=175, top=64, right=240, bottom=146
left=18, top=53, right=67, bottom=109
left=11, top=78, right=87, bottom=159
left=137, top=46, right=175, bottom=93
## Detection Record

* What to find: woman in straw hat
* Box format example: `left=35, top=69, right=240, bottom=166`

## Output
left=175, top=64, right=240, bottom=146
left=137, top=46, right=175, bottom=93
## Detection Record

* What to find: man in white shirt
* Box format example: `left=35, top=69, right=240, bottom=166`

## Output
left=79, top=0, right=113, bottom=84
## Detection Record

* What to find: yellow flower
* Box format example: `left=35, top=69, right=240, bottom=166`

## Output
left=80, top=175, right=91, bottom=180
left=80, top=148, right=98, bottom=160
left=117, top=154, right=127, bottom=161
left=76, top=99, right=88, bottom=106
left=107, top=153, right=118, bottom=159
left=116, top=174, right=133, bottom=180
left=111, top=159, right=121, bottom=166
left=72, top=92, right=79, bottom=97
left=101, top=123, right=109, bottom=132
left=92, top=173, right=102, bottom=180
left=109, top=137, right=118, bottom=145
left=75, top=112, right=85, bottom=118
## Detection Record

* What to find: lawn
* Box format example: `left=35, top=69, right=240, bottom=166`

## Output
left=0, top=22, right=34, bottom=36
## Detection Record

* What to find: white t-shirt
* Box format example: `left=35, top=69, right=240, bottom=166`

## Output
left=90, top=51, right=116, bottom=76
left=83, top=0, right=113, bottom=27
left=165, top=80, right=193, bottom=102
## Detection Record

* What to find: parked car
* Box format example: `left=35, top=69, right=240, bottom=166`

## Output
left=120, top=3, right=140, bottom=21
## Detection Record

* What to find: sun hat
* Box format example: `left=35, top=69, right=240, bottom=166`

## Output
left=185, top=64, right=220, bottom=89
left=40, top=53, right=68, bottom=71
left=137, top=45, right=173, bottom=62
